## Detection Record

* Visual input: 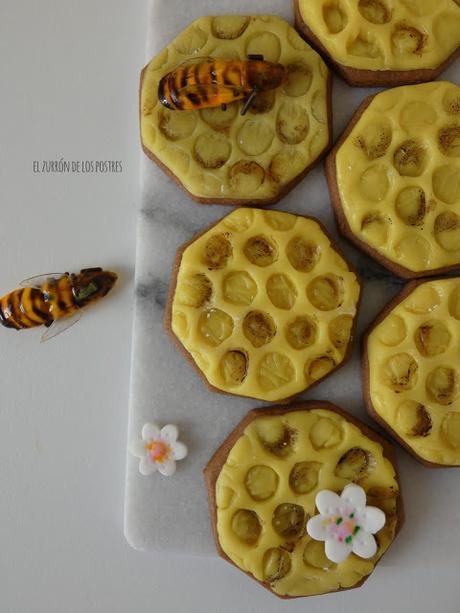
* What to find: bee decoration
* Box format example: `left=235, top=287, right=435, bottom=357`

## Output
left=158, top=54, right=286, bottom=116
left=0, top=268, right=118, bottom=342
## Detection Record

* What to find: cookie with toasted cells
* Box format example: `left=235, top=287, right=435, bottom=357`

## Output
left=326, top=81, right=460, bottom=279
left=140, top=15, right=332, bottom=205
left=204, top=402, right=403, bottom=599
left=294, top=0, right=460, bottom=87
left=363, top=276, right=460, bottom=467
left=165, top=209, right=361, bottom=403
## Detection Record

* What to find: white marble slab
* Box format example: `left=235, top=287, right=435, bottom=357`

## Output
left=124, top=0, right=460, bottom=559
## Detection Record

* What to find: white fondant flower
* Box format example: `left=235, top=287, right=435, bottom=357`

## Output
left=306, top=484, right=385, bottom=564
left=129, top=422, right=188, bottom=477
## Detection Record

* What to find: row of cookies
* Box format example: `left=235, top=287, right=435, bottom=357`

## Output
left=141, top=14, right=460, bottom=278
left=136, top=7, right=460, bottom=601
left=166, top=210, right=404, bottom=598
left=156, top=206, right=458, bottom=599
left=166, top=208, right=460, bottom=468
left=198, top=276, right=460, bottom=599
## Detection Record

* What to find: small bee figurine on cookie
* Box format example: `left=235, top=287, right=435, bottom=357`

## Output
left=158, top=55, right=286, bottom=115
left=141, top=15, right=332, bottom=205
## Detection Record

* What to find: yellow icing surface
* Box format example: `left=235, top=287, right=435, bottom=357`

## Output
left=140, top=16, right=330, bottom=201
left=215, top=408, right=400, bottom=597
left=367, top=277, right=460, bottom=465
left=170, top=209, right=360, bottom=402
left=298, top=0, right=460, bottom=72
left=335, top=81, right=460, bottom=274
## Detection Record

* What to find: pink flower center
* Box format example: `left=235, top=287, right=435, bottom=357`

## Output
left=145, top=439, right=170, bottom=463
left=326, top=509, right=361, bottom=544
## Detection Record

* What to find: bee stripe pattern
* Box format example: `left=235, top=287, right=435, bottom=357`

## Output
left=15, top=290, right=40, bottom=327
left=159, top=60, right=252, bottom=111
left=158, top=59, right=287, bottom=113
left=28, top=288, right=52, bottom=324
left=0, top=292, right=20, bottom=329
left=0, top=288, right=51, bottom=329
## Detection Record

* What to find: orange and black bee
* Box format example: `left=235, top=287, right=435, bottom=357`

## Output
left=0, top=268, right=118, bottom=341
left=158, top=55, right=286, bottom=115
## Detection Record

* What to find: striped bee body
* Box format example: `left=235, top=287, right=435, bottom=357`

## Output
left=0, top=287, right=53, bottom=330
left=158, top=57, right=286, bottom=113
left=0, top=268, right=117, bottom=340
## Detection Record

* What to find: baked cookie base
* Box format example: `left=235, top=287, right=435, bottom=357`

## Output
left=204, top=400, right=404, bottom=599
left=293, top=0, right=460, bottom=88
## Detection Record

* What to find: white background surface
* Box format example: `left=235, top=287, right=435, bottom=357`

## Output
left=1, top=1, right=458, bottom=612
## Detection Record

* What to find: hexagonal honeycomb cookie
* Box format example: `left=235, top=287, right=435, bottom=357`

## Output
left=140, top=15, right=331, bottom=205
left=294, top=0, right=460, bottom=87
left=364, top=277, right=460, bottom=467
left=165, top=209, right=361, bottom=402
left=204, top=402, right=403, bottom=599
left=326, top=81, right=460, bottom=279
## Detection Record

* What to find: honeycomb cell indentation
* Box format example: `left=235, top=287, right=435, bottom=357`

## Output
left=307, top=275, right=344, bottom=311
left=159, top=110, right=197, bottom=141
left=396, top=400, right=432, bottom=437
left=223, top=271, right=258, bottom=306
left=266, top=274, right=298, bottom=310
left=309, top=417, right=343, bottom=450
left=203, top=234, right=233, bottom=269
left=211, top=16, right=250, bottom=40
left=245, top=465, right=279, bottom=501
left=277, top=102, right=310, bottom=145
left=244, top=235, right=279, bottom=267
left=334, top=447, right=376, bottom=481
left=198, top=309, right=234, bottom=346
left=243, top=311, right=277, bottom=348
left=358, top=0, right=391, bottom=24
left=220, top=350, right=248, bottom=387
left=231, top=509, right=262, bottom=545
left=193, top=133, right=231, bottom=169
left=258, top=353, right=295, bottom=392
left=289, top=461, right=322, bottom=494
left=286, top=316, right=318, bottom=350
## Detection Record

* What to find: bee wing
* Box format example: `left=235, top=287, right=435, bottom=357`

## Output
left=20, top=273, right=66, bottom=289
left=174, top=56, right=214, bottom=69
left=40, top=310, right=82, bottom=343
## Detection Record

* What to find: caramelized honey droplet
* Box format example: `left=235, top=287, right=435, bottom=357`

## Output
left=263, top=548, right=292, bottom=582
left=243, top=311, right=276, bottom=348
left=335, top=448, right=375, bottom=481
left=272, top=504, right=305, bottom=541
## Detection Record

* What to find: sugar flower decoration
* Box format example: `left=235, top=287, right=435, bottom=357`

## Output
left=129, top=422, right=188, bottom=477
left=306, top=484, right=385, bottom=564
